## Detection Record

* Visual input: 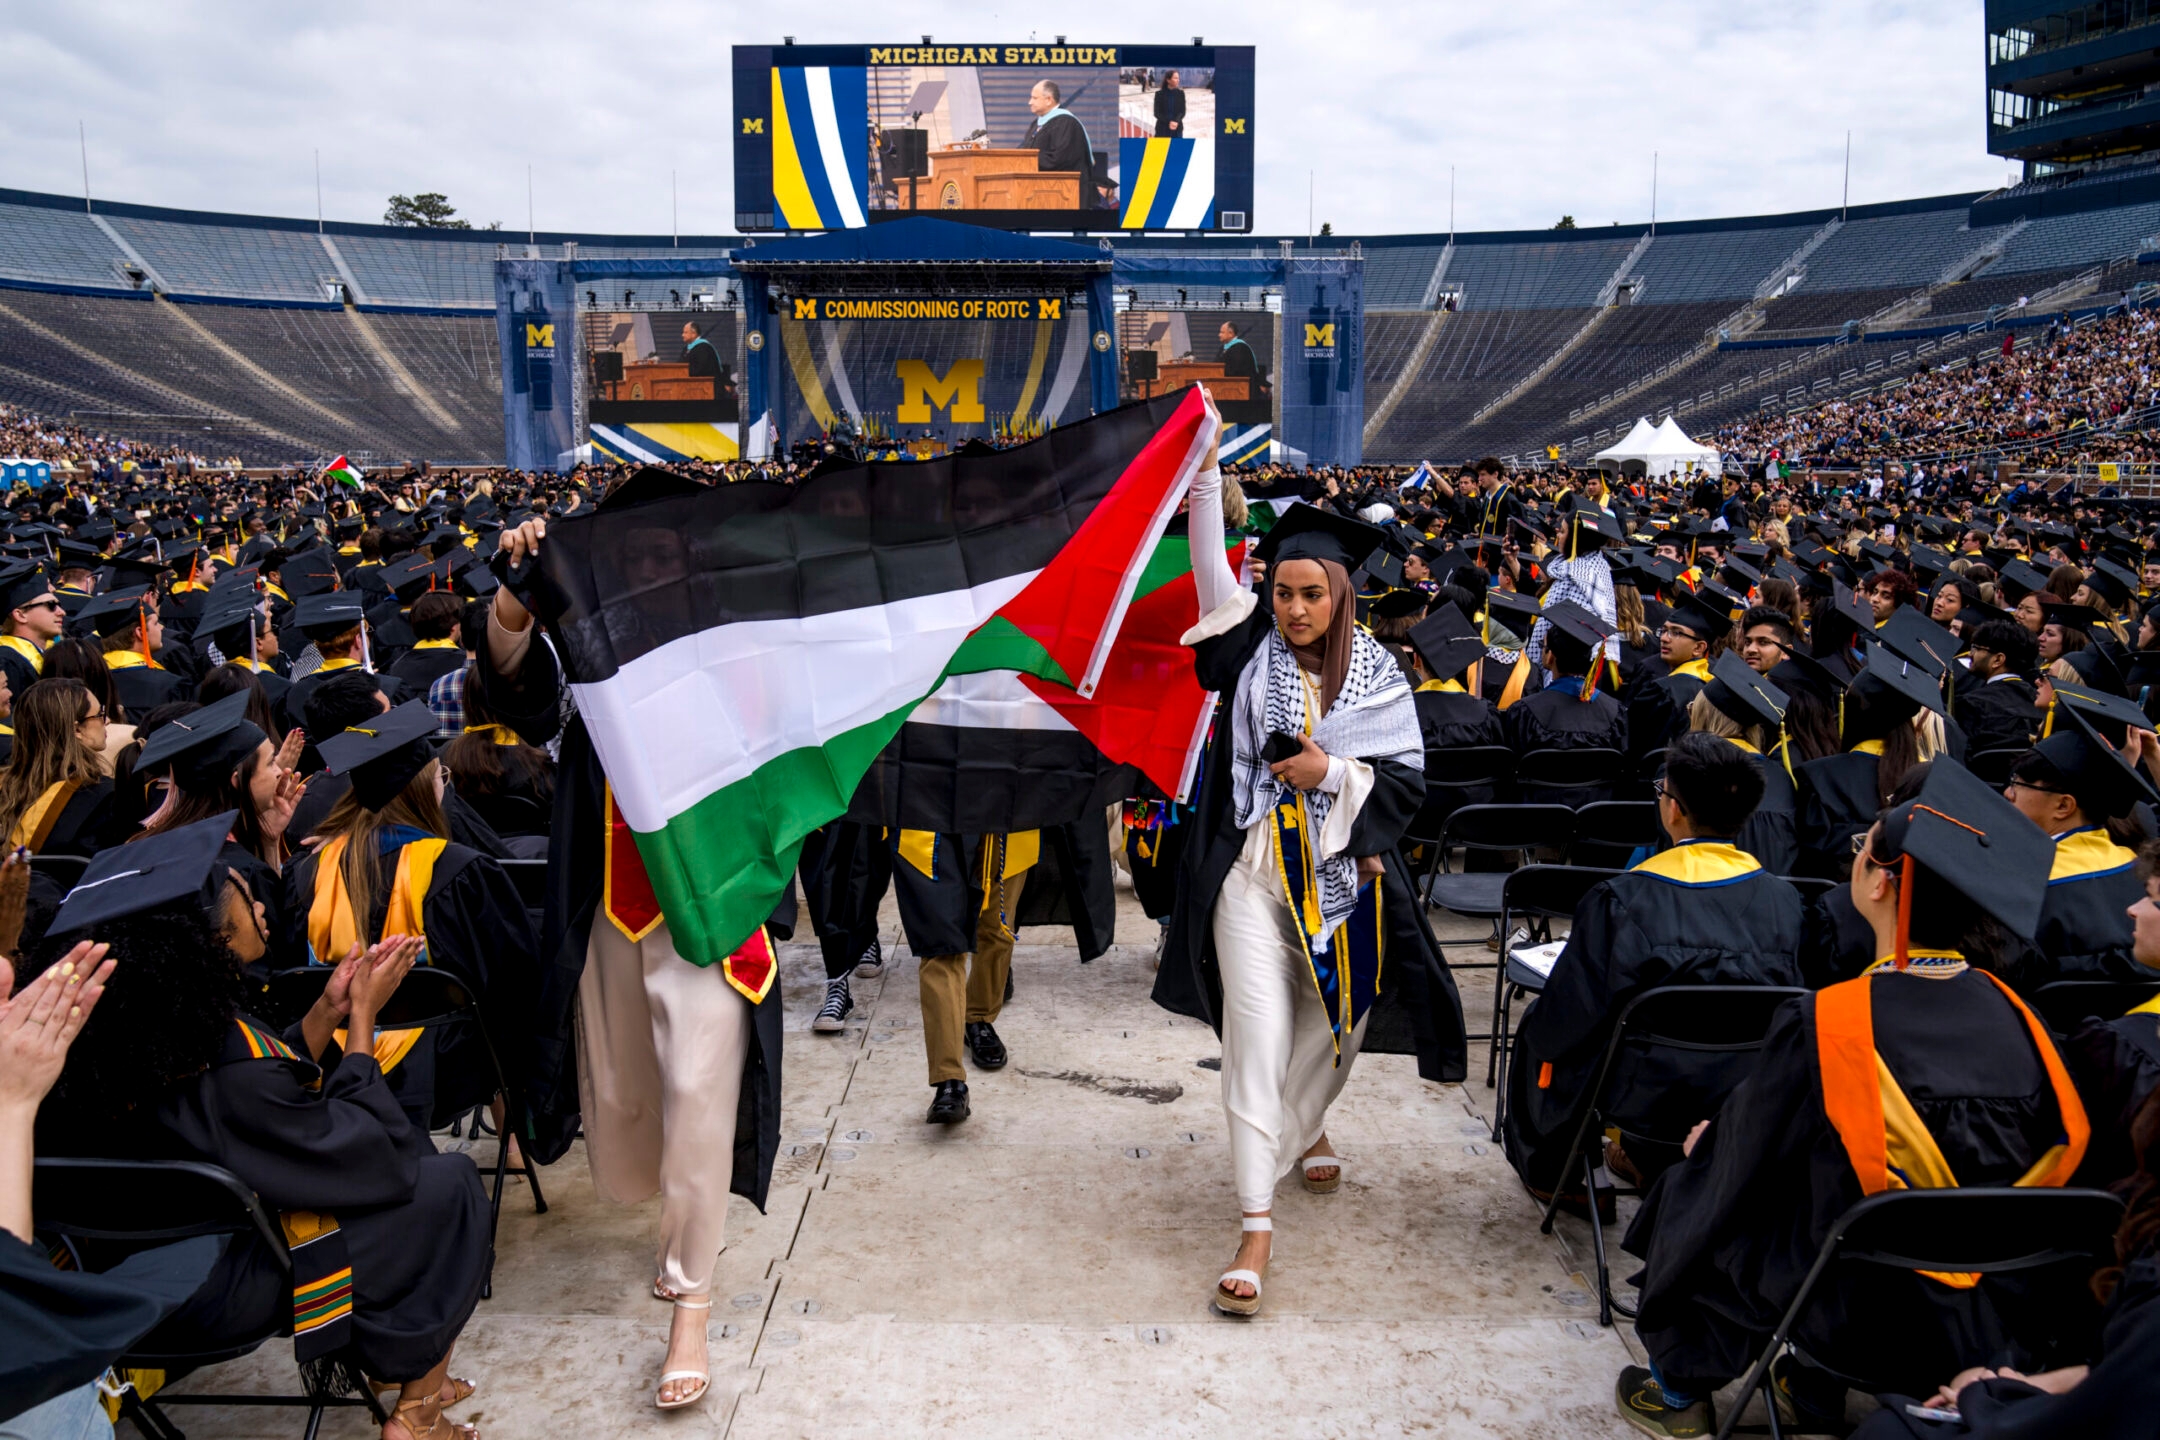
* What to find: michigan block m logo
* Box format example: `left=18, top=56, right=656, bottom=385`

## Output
left=895, top=359, right=985, bottom=423
left=1304, top=322, right=1335, bottom=348
left=526, top=323, right=554, bottom=348
left=794, top=297, right=818, bottom=320
left=742, top=117, right=764, bottom=134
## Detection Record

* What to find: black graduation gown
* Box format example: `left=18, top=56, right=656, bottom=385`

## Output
left=1414, top=684, right=1503, bottom=752
left=1625, top=664, right=1705, bottom=763
left=1151, top=85, right=1185, bottom=136
left=1614, top=634, right=1663, bottom=692
left=0, top=1231, right=220, bottom=1421
left=1733, top=743, right=1799, bottom=876
left=1503, top=683, right=1629, bottom=808
left=470, top=619, right=787, bottom=1201
left=385, top=643, right=465, bottom=699
left=106, top=658, right=186, bottom=717
left=66, top=1017, right=490, bottom=1382
left=1795, top=748, right=1883, bottom=881
left=1852, top=1249, right=2160, bottom=1439
left=2017, top=831, right=2145, bottom=984
left=1024, top=111, right=1099, bottom=203
left=0, top=642, right=39, bottom=704
left=1502, top=845, right=1806, bottom=1190
left=279, top=841, right=541, bottom=1129
left=26, top=777, right=115, bottom=858
left=1623, top=968, right=2089, bottom=1393
left=1957, top=674, right=2041, bottom=757
left=2066, top=1004, right=2160, bottom=1190
left=1150, top=601, right=1469, bottom=1083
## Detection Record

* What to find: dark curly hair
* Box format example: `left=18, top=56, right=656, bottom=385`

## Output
left=30, top=904, right=246, bottom=1126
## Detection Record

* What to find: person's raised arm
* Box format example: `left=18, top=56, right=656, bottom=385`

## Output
left=1186, top=392, right=1241, bottom=616
left=0, top=943, right=114, bottom=1242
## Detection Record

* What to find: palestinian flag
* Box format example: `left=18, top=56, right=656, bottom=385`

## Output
left=529, top=389, right=1219, bottom=964
left=322, top=455, right=363, bottom=490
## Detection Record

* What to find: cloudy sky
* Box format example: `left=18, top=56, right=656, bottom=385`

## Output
left=1, top=0, right=2010, bottom=238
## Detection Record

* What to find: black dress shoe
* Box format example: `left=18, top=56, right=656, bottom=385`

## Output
left=926, top=1079, right=971, bottom=1124
left=964, top=1020, right=1008, bottom=1070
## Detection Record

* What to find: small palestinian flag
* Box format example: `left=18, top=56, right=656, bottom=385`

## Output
left=526, top=389, right=1220, bottom=964
left=322, top=455, right=363, bottom=490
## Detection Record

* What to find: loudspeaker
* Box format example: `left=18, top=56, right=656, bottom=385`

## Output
left=885, top=128, right=930, bottom=179
left=593, top=351, right=625, bottom=384
left=1126, top=349, right=1159, bottom=381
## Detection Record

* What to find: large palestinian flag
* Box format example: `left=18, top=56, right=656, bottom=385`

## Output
left=529, top=389, right=1220, bottom=964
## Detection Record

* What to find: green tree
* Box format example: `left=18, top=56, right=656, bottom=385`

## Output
left=383, top=192, right=472, bottom=228
left=1553, top=215, right=1576, bottom=230
left=1318, top=221, right=1333, bottom=237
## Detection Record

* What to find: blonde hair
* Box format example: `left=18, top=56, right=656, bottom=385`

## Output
left=1614, top=583, right=1647, bottom=646
left=1687, top=688, right=1766, bottom=752
left=1220, top=474, right=1249, bottom=530
left=314, top=760, right=451, bottom=934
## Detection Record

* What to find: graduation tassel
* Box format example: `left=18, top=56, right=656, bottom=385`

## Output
left=1894, top=852, right=1915, bottom=972
left=1581, top=650, right=1603, bottom=702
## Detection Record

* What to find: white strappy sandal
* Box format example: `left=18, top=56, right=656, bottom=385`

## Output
left=1300, top=1153, right=1345, bottom=1194
left=1213, top=1216, right=1271, bottom=1316
left=654, top=1297, right=711, bottom=1410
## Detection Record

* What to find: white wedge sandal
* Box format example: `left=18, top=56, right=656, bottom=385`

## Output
left=1213, top=1216, right=1271, bottom=1316
left=654, top=1297, right=712, bottom=1410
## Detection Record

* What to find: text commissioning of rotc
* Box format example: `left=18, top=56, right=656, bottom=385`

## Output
left=867, top=46, right=1120, bottom=65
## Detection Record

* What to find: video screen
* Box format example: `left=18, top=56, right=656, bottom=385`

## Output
left=1118, top=307, right=1275, bottom=428
left=584, top=308, right=741, bottom=465
left=733, top=43, right=1254, bottom=233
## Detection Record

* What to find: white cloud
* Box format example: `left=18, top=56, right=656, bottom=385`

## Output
left=0, top=0, right=2011, bottom=238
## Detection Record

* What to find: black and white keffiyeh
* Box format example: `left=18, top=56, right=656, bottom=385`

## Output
left=1230, top=623, right=1422, bottom=951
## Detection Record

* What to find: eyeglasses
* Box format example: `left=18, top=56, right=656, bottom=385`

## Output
left=25, top=600, right=61, bottom=612
left=78, top=706, right=105, bottom=722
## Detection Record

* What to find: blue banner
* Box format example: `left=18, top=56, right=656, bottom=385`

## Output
left=494, top=259, right=578, bottom=472
left=1281, top=256, right=1363, bottom=469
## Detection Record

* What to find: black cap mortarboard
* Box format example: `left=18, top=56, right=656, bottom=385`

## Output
left=1851, top=643, right=1949, bottom=724
left=317, top=699, right=438, bottom=811
left=293, top=591, right=367, bottom=640
left=0, top=562, right=52, bottom=613
left=1407, top=602, right=1485, bottom=682
left=66, top=587, right=153, bottom=640
left=1368, top=589, right=1429, bottom=622
left=1540, top=599, right=1616, bottom=651
left=133, top=693, right=268, bottom=789
left=1876, top=759, right=2053, bottom=942
left=47, top=811, right=240, bottom=935
left=1704, top=649, right=1789, bottom=732
left=1665, top=590, right=1733, bottom=642
left=1996, top=559, right=2054, bottom=604
left=1252, top=504, right=1389, bottom=575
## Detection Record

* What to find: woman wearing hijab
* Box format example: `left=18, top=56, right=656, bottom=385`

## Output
left=1153, top=460, right=1466, bottom=1317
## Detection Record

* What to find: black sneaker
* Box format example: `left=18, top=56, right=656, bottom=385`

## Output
left=1770, top=1352, right=1845, bottom=1433
left=926, top=1079, right=970, bottom=1124
left=852, top=938, right=885, bottom=979
left=1615, top=1366, right=1712, bottom=1438
left=812, top=976, right=852, bottom=1034
left=965, top=1020, right=1007, bottom=1070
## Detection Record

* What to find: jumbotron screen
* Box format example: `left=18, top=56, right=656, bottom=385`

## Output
left=733, top=42, right=1255, bottom=233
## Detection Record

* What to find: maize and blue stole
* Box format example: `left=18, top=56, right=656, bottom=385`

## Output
left=1267, top=789, right=1384, bottom=1066
left=225, top=1017, right=354, bottom=1359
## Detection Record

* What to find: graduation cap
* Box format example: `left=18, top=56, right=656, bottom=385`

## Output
left=1407, top=602, right=1485, bottom=681
left=2018, top=693, right=2160, bottom=820
left=134, top=693, right=267, bottom=789
left=2063, top=644, right=2128, bottom=698
left=55, top=539, right=102, bottom=569
left=454, top=562, right=500, bottom=600
left=1716, top=556, right=1762, bottom=593
left=292, top=590, right=367, bottom=640
left=1252, top=504, right=1390, bottom=576
left=47, top=811, right=242, bottom=936
left=1540, top=599, right=1615, bottom=650
left=1367, top=589, right=1429, bottom=622
left=1664, top=590, right=1733, bottom=642
left=1996, top=559, right=2054, bottom=604
left=1564, top=510, right=1623, bottom=555
left=1703, top=649, right=1789, bottom=732
left=198, top=589, right=268, bottom=647
left=104, top=551, right=171, bottom=588
left=1770, top=646, right=1840, bottom=705
left=2037, top=598, right=2106, bottom=635
left=2086, top=557, right=2138, bottom=611
left=0, top=562, right=51, bottom=613
left=279, top=549, right=340, bottom=598
left=1482, top=588, right=1541, bottom=642
left=1851, top=643, right=1948, bottom=725
left=1698, top=579, right=1751, bottom=623
left=1358, top=547, right=1406, bottom=592
left=379, top=551, right=456, bottom=604
left=1830, top=580, right=1879, bottom=635
left=317, top=699, right=439, bottom=810
left=1875, top=759, right=2054, bottom=946
left=1877, top=608, right=1960, bottom=680
left=67, top=586, right=153, bottom=640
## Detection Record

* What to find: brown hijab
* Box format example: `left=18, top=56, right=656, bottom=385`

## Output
left=1279, top=558, right=1356, bottom=715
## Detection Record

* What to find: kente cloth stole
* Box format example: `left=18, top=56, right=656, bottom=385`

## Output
left=604, top=782, right=774, bottom=1001
left=10, top=777, right=83, bottom=852
left=225, top=1019, right=353, bottom=1358
left=307, top=834, right=444, bottom=1073
left=1269, top=793, right=1384, bottom=1065
left=1816, top=969, right=2090, bottom=1288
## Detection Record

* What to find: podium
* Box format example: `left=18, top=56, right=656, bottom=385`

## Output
left=923, top=149, right=1080, bottom=210
left=1131, top=360, right=1249, bottom=403
left=602, top=362, right=714, bottom=403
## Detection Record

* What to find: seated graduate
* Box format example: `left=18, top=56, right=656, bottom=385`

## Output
left=0, top=679, right=116, bottom=856
left=2066, top=838, right=2160, bottom=1191
left=280, top=591, right=383, bottom=736
left=1688, top=651, right=1799, bottom=875
left=2001, top=684, right=2155, bottom=986
left=282, top=699, right=539, bottom=1134
left=1503, top=732, right=1806, bottom=1199
left=1502, top=600, right=1628, bottom=808
left=133, top=690, right=304, bottom=951
left=1403, top=601, right=1504, bottom=751
left=385, top=592, right=468, bottom=698
left=1958, top=618, right=2043, bottom=759
left=1624, top=590, right=1729, bottom=765
left=1852, top=1087, right=2160, bottom=1439
left=1794, top=646, right=1945, bottom=880
left=440, top=667, right=556, bottom=843
left=70, top=587, right=187, bottom=717
left=196, top=583, right=292, bottom=721
left=31, top=815, right=489, bottom=1440
left=1617, top=761, right=2091, bottom=1438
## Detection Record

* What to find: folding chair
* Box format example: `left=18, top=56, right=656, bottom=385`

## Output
left=1406, top=746, right=1515, bottom=883
left=2031, top=977, right=2160, bottom=1034
left=497, top=856, right=548, bottom=930
left=1424, top=803, right=1576, bottom=962
left=1964, top=746, right=2029, bottom=788
left=1783, top=876, right=1839, bottom=909
left=1568, top=800, right=1661, bottom=869
left=1711, top=1187, right=2126, bottom=1440
left=1486, top=864, right=1625, bottom=1105
left=1516, top=746, right=1626, bottom=808
left=33, top=1156, right=391, bottom=1440
left=259, top=966, right=547, bottom=1301
left=1538, top=984, right=1809, bottom=1326
left=1626, top=746, right=1669, bottom=801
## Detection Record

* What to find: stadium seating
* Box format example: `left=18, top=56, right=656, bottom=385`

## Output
left=5, top=177, right=2160, bottom=465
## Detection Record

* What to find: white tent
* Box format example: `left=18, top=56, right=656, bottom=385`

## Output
left=1592, top=415, right=1720, bottom=478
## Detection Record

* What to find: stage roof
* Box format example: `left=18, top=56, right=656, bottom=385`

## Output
left=729, top=218, right=1111, bottom=292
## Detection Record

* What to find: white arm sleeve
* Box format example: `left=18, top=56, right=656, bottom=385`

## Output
left=1187, top=457, right=1240, bottom=616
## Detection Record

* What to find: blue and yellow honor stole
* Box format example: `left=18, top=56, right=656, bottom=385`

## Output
left=1265, top=652, right=1383, bottom=1064
left=226, top=1018, right=353, bottom=1358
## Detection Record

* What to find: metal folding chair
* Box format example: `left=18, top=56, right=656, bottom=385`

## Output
left=1486, top=864, right=1624, bottom=1102
left=2031, top=977, right=2160, bottom=1034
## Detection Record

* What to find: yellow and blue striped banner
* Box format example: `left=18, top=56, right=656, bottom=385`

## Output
left=590, top=422, right=739, bottom=465
left=1118, top=137, right=1215, bottom=230
left=771, top=67, right=869, bottom=229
